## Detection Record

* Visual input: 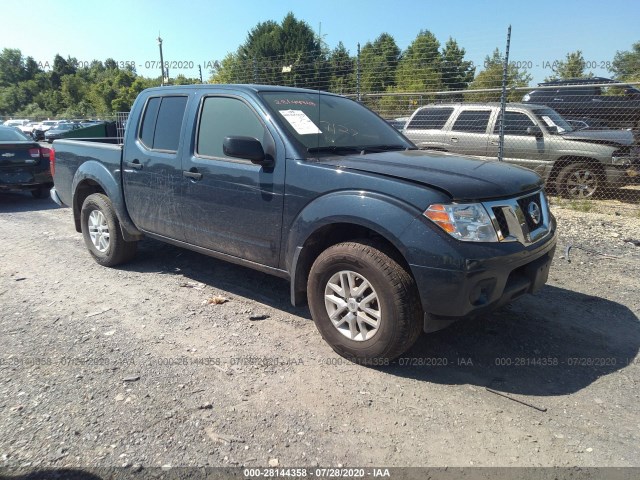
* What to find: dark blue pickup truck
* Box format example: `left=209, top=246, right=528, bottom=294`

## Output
left=50, top=85, right=557, bottom=363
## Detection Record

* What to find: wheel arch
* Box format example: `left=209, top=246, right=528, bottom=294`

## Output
left=286, top=192, right=424, bottom=307
left=549, top=156, right=604, bottom=186
left=71, top=161, right=143, bottom=240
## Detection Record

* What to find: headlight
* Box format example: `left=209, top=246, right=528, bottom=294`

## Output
left=424, top=203, right=498, bottom=242
left=611, top=156, right=631, bottom=166
left=522, top=94, right=531, bottom=102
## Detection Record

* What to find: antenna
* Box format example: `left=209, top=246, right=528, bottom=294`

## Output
left=317, top=22, right=321, bottom=150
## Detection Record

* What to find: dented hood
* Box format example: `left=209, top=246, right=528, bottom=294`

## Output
left=561, top=129, right=635, bottom=146
left=315, top=150, right=543, bottom=201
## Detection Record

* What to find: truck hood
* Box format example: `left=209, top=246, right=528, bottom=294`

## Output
left=560, top=129, right=635, bottom=147
left=314, top=150, right=543, bottom=201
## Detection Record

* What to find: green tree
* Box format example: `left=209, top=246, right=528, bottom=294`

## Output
left=610, top=41, right=640, bottom=82
left=209, top=54, right=249, bottom=84
left=328, top=42, right=355, bottom=94
left=395, top=30, right=442, bottom=93
left=360, top=33, right=400, bottom=93
left=544, top=50, right=592, bottom=81
left=211, top=13, right=325, bottom=88
left=0, top=48, right=27, bottom=86
left=441, top=38, right=475, bottom=92
left=466, top=48, right=532, bottom=102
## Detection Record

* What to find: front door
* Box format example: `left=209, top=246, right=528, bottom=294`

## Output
left=487, top=110, right=549, bottom=170
left=179, top=95, right=285, bottom=267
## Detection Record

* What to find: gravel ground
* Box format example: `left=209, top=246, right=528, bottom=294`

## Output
left=0, top=191, right=639, bottom=471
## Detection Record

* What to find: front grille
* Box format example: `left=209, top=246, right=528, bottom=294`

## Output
left=492, top=207, right=510, bottom=237
left=483, top=190, right=551, bottom=246
left=516, top=193, right=544, bottom=232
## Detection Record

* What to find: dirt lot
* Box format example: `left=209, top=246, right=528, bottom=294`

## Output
left=0, top=191, right=639, bottom=471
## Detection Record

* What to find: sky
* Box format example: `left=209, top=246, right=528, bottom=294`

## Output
left=1, top=0, right=638, bottom=84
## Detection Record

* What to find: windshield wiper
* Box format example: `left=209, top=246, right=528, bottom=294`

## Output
left=307, top=146, right=364, bottom=154
left=360, top=144, right=416, bottom=153
left=307, top=144, right=416, bottom=155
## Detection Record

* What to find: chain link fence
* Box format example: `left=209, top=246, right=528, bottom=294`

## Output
left=3, top=38, right=639, bottom=211
left=206, top=40, right=640, bottom=212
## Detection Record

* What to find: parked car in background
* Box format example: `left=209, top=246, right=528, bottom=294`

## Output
left=45, top=122, right=81, bottom=143
left=386, top=117, right=410, bottom=131
left=403, top=103, right=639, bottom=198
left=3, top=119, right=31, bottom=129
left=0, top=126, right=52, bottom=198
left=565, top=117, right=613, bottom=131
left=17, top=121, right=39, bottom=137
left=32, top=120, right=62, bottom=140
left=521, top=77, right=640, bottom=130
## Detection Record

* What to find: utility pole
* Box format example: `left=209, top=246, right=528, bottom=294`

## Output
left=498, top=25, right=512, bottom=162
left=198, top=64, right=203, bottom=83
left=356, top=43, right=361, bottom=102
left=157, top=36, right=166, bottom=86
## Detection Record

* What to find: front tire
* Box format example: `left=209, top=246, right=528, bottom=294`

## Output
left=80, top=193, right=137, bottom=267
left=556, top=162, right=603, bottom=199
left=308, top=241, right=422, bottom=363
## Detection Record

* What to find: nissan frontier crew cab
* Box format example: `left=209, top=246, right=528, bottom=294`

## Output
left=50, top=85, right=557, bottom=363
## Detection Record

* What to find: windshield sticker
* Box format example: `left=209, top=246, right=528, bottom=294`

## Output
left=274, top=99, right=317, bottom=107
left=541, top=115, right=566, bottom=133
left=279, top=109, right=322, bottom=135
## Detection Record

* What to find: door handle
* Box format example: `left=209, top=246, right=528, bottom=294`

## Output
left=183, top=169, right=202, bottom=180
left=126, top=159, right=143, bottom=170
left=450, top=137, right=459, bottom=143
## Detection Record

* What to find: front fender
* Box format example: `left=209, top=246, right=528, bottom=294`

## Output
left=285, top=191, right=429, bottom=306
left=72, top=161, right=141, bottom=238
left=285, top=190, right=423, bottom=271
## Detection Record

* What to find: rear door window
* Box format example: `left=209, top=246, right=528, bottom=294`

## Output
left=407, top=108, right=454, bottom=130
left=451, top=110, right=491, bottom=133
left=138, top=96, right=188, bottom=152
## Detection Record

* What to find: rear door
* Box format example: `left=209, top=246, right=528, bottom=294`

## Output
left=179, top=94, right=285, bottom=267
left=122, top=95, right=188, bottom=240
left=447, top=109, right=492, bottom=157
left=403, top=107, right=454, bottom=150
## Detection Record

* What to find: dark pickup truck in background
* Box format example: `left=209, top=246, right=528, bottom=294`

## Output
left=522, top=77, right=640, bottom=130
left=50, top=85, right=557, bottom=362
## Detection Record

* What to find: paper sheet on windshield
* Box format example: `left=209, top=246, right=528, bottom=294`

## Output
left=279, top=109, right=322, bottom=135
left=541, top=115, right=566, bottom=133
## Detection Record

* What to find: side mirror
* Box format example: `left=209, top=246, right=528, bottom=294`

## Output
left=223, top=136, right=271, bottom=165
left=527, top=126, right=543, bottom=137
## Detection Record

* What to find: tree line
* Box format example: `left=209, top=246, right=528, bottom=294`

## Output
left=1, top=12, right=638, bottom=118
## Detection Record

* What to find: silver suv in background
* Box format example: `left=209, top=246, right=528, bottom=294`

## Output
left=402, top=103, right=639, bottom=198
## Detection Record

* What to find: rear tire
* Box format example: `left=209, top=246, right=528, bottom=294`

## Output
left=307, top=240, right=422, bottom=364
left=80, top=193, right=137, bottom=267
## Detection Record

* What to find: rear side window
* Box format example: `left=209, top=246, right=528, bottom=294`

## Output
left=452, top=110, right=491, bottom=133
left=407, top=108, right=453, bottom=130
left=494, top=111, right=536, bottom=135
left=138, top=96, right=187, bottom=152
left=197, top=97, right=267, bottom=160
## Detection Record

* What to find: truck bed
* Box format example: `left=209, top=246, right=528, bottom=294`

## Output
left=52, top=138, right=123, bottom=210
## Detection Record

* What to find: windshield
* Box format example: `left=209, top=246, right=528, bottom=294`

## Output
left=0, top=127, right=30, bottom=141
left=259, top=91, right=414, bottom=155
left=532, top=108, right=574, bottom=134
